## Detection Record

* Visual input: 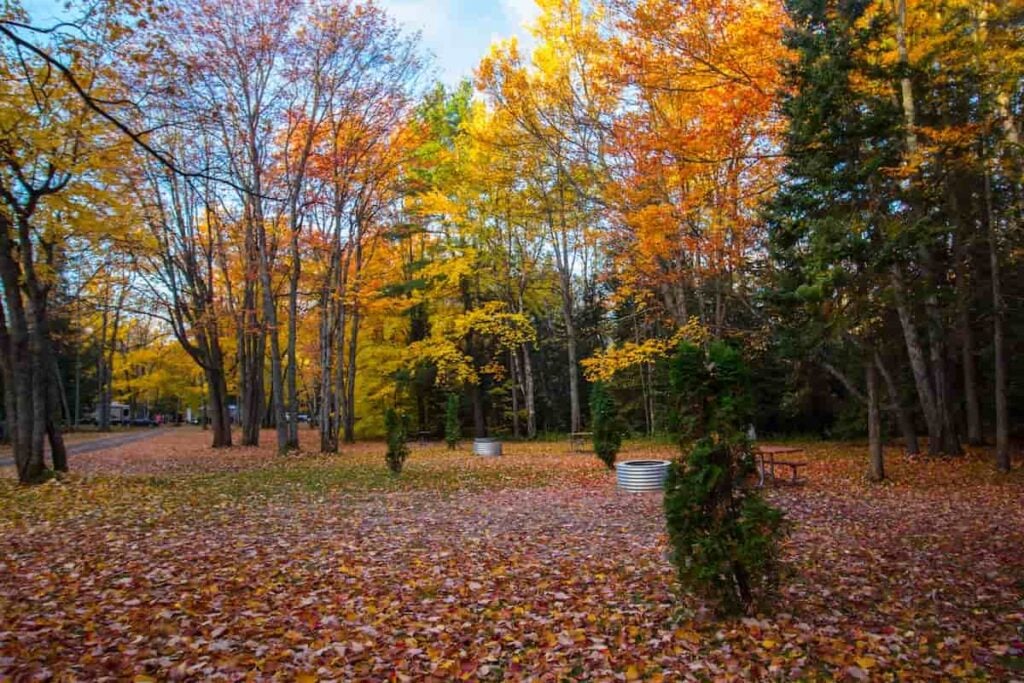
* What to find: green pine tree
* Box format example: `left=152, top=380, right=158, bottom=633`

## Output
left=445, top=393, right=461, bottom=450
left=385, top=408, right=409, bottom=475
left=589, top=381, right=621, bottom=469
left=765, top=0, right=908, bottom=470
left=664, top=341, right=787, bottom=615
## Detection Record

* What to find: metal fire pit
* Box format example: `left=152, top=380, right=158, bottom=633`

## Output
left=473, top=438, right=502, bottom=457
left=615, top=459, right=671, bottom=492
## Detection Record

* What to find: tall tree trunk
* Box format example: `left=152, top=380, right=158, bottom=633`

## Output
left=240, top=322, right=265, bottom=446
left=894, top=0, right=918, bottom=155
left=47, top=356, right=67, bottom=472
left=199, top=371, right=208, bottom=430
left=285, top=227, right=301, bottom=450
left=259, top=247, right=288, bottom=454
left=334, top=299, right=348, bottom=449
left=713, top=272, right=725, bottom=338
left=916, top=241, right=961, bottom=456
left=53, top=360, right=70, bottom=433
left=866, top=359, right=884, bottom=482
left=890, top=267, right=944, bottom=453
left=73, top=329, right=80, bottom=430
left=0, top=219, right=42, bottom=482
left=510, top=349, right=520, bottom=438
left=949, top=183, right=983, bottom=446
left=562, top=292, right=581, bottom=433
left=923, top=289, right=960, bottom=455
left=987, top=69, right=1016, bottom=471
left=984, top=170, right=1010, bottom=471
left=97, top=301, right=109, bottom=431
left=236, top=226, right=263, bottom=446
left=342, top=241, right=363, bottom=444
left=318, top=286, right=338, bottom=454
left=891, top=0, right=962, bottom=455
left=959, top=290, right=982, bottom=446
left=521, top=343, right=536, bottom=439
left=343, top=306, right=360, bottom=443
left=45, top=418, right=67, bottom=473
left=98, top=284, right=125, bottom=433
left=0, top=309, right=15, bottom=450
left=875, top=351, right=919, bottom=454
left=471, top=378, right=486, bottom=438
left=205, top=364, right=232, bottom=448
left=548, top=190, right=581, bottom=434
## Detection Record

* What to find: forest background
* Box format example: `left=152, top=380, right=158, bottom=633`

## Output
left=1, top=0, right=1020, bottom=483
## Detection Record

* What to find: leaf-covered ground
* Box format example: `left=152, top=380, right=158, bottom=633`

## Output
left=1, top=430, right=1022, bottom=681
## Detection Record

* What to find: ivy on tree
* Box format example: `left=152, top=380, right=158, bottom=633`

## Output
left=445, top=393, right=461, bottom=450
left=664, top=341, right=788, bottom=615
left=589, top=381, right=621, bottom=469
left=385, top=408, right=409, bottom=475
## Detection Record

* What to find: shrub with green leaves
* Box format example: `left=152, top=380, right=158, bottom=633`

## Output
left=385, top=408, right=409, bottom=475
left=664, top=341, right=787, bottom=615
left=445, top=393, right=461, bottom=450
left=589, top=381, right=622, bottom=469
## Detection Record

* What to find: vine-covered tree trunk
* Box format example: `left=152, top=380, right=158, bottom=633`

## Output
left=342, top=240, right=364, bottom=444
left=471, top=370, right=486, bottom=439
left=521, top=344, right=536, bottom=439
left=343, top=306, right=361, bottom=444
left=510, top=349, right=520, bottom=438
left=285, top=226, right=301, bottom=451
left=985, top=170, right=1010, bottom=471
left=318, top=281, right=339, bottom=453
left=866, top=360, right=884, bottom=481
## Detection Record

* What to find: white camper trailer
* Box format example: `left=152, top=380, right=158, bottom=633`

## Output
left=87, top=402, right=131, bottom=425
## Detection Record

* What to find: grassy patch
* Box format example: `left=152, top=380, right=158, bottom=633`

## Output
left=0, top=445, right=609, bottom=528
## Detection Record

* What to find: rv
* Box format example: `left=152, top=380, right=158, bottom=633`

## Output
left=85, top=402, right=131, bottom=426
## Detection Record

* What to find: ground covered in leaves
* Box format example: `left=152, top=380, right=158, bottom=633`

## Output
left=1, top=429, right=1023, bottom=681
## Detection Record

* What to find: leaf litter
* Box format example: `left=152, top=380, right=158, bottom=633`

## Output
left=1, top=432, right=1022, bottom=680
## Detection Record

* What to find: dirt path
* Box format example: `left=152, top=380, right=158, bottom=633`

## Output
left=0, top=428, right=165, bottom=468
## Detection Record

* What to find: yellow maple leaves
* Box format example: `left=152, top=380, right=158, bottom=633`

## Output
left=582, top=317, right=709, bottom=381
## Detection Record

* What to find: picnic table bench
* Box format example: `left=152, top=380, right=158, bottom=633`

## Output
left=415, top=430, right=432, bottom=445
left=755, top=445, right=808, bottom=487
left=569, top=431, right=593, bottom=452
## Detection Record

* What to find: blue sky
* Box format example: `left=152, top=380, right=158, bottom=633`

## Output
left=384, top=0, right=538, bottom=84
left=22, top=0, right=539, bottom=86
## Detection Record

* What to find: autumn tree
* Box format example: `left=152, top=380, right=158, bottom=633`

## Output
left=598, top=0, right=789, bottom=335
left=478, top=0, right=614, bottom=434
left=137, top=145, right=234, bottom=447
left=298, top=5, right=422, bottom=451
left=771, top=0, right=1024, bottom=463
left=152, top=0, right=302, bottom=451
left=404, top=84, right=547, bottom=438
left=0, top=1, right=136, bottom=481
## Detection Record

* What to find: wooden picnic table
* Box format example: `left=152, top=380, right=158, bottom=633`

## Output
left=755, top=445, right=808, bottom=487
left=569, top=431, right=593, bottom=452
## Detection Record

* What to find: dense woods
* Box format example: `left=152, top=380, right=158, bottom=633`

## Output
left=1, top=0, right=1021, bottom=483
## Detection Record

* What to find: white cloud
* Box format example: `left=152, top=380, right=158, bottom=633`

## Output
left=379, top=0, right=478, bottom=85
left=500, top=0, right=541, bottom=29
left=378, top=0, right=539, bottom=86
left=382, top=0, right=457, bottom=42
